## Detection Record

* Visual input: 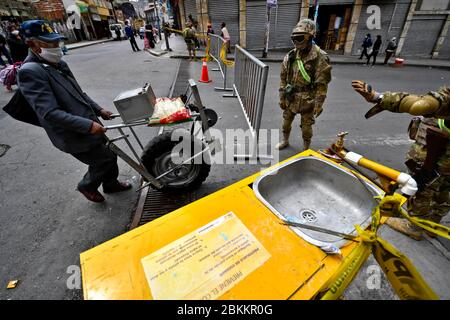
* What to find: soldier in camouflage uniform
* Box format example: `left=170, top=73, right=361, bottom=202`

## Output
left=352, top=80, right=450, bottom=240
left=276, top=19, right=332, bottom=151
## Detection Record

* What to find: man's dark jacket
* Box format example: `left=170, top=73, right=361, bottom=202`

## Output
left=17, top=50, right=104, bottom=154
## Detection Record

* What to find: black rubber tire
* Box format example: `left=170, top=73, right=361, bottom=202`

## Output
left=141, top=131, right=211, bottom=192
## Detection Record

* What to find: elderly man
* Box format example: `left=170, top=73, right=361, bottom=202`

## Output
left=17, top=20, right=131, bottom=203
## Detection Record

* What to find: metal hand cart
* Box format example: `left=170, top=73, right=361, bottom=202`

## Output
left=103, top=79, right=219, bottom=192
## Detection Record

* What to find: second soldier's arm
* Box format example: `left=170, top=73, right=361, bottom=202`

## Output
left=352, top=80, right=449, bottom=118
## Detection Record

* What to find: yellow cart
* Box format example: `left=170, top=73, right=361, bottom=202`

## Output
left=80, top=144, right=391, bottom=300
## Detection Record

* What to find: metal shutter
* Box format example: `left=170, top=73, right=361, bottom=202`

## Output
left=184, top=0, right=197, bottom=23
left=246, top=0, right=300, bottom=50
left=402, top=15, right=446, bottom=57
left=440, top=32, right=450, bottom=59
left=208, top=0, right=240, bottom=45
left=273, top=0, right=301, bottom=48
left=352, top=0, right=412, bottom=55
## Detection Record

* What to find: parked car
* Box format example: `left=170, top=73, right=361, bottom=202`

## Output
left=109, top=23, right=125, bottom=40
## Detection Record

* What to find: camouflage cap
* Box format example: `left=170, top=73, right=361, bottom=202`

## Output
left=292, top=18, right=316, bottom=36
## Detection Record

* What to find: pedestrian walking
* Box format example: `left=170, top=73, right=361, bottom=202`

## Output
left=366, top=35, right=382, bottom=66
left=220, top=22, right=231, bottom=54
left=207, top=23, right=214, bottom=36
left=183, top=21, right=197, bottom=61
left=16, top=20, right=132, bottom=202
left=352, top=80, right=450, bottom=241
left=358, top=33, right=372, bottom=60
left=145, top=24, right=156, bottom=49
left=384, top=37, right=397, bottom=64
left=276, top=19, right=332, bottom=151
left=114, top=26, right=121, bottom=41
left=7, top=28, right=28, bottom=63
left=0, top=32, right=13, bottom=68
left=124, top=21, right=140, bottom=52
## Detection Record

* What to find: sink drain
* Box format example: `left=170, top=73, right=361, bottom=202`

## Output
left=300, top=209, right=317, bottom=223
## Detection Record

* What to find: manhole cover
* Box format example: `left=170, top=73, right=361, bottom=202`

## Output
left=0, top=144, right=11, bottom=157
left=300, top=209, right=317, bottom=223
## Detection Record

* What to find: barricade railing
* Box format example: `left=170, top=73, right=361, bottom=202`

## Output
left=228, top=45, right=271, bottom=160
left=206, top=34, right=233, bottom=92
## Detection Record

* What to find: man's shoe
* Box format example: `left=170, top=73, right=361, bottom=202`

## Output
left=103, top=181, right=132, bottom=194
left=77, top=186, right=105, bottom=203
left=385, top=217, right=423, bottom=241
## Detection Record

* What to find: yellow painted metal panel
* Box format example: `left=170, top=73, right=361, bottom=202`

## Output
left=80, top=150, right=385, bottom=300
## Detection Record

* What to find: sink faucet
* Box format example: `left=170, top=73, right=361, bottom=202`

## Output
left=335, top=131, right=348, bottom=153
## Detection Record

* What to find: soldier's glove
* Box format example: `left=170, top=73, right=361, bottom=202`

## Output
left=314, top=96, right=325, bottom=118
left=314, top=105, right=323, bottom=118
left=351, top=80, right=380, bottom=103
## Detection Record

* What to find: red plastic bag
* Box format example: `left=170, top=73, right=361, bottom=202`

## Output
left=149, top=97, right=191, bottom=125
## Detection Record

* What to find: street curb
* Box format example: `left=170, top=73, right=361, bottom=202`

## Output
left=67, top=39, right=113, bottom=51
left=169, top=54, right=450, bottom=70
left=149, top=49, right=169, bottom=57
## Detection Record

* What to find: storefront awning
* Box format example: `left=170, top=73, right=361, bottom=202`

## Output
left=76, top=1, right=89, bottom=14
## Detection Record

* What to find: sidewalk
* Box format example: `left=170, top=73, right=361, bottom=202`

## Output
left=163, top=34, right=450, bottom=70
left=66, top=38, right=113, bottom=51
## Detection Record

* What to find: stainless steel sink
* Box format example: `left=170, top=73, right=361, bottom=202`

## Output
left=253, top=156, right=383, bottom=248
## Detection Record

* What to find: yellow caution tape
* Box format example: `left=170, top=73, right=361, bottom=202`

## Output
left=320, top=242, right=372, bottom=300
left=319, top=194, right=440, bottom=300
left=378, top=194, right=450, bottom=240
left=165, top=26, right=234, bottom=66
left=373, top=235, right=439, bottom=300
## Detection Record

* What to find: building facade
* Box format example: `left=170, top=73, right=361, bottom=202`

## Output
left=176, top=0, right=450, bottom=58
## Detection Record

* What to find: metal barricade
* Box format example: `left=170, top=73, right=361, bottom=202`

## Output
left=208, top=34, right=233, bottom=92
left=229, top=45, right=271, bottom=160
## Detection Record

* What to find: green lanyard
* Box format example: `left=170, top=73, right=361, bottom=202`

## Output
left=296, top=59, right=311, bottom=84
left=437, top=119, right=450, bottom=137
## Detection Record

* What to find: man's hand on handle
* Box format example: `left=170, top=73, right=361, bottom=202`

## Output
left=351, top=80, right=380, bottom=103
left=99, top=108, right=114, bottom=120
left=90, top=121, right=107, bottom=134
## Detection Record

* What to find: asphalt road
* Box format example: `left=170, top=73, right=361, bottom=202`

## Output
left=0, top=39, right=449, bottom=299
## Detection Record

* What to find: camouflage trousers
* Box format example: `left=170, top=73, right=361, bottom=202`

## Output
left=281, top=108, right=315, bottom=144
left=406, top=143, right=450, bottom=222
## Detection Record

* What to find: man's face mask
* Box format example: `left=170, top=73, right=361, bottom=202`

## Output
left=40, top=47, right=63, bottom=64
left=34, top=41, right=63, bottom=64
left=291, top=34, right=311, bottom=50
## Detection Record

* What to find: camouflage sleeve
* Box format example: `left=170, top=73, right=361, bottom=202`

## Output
left=379, top=91, right=444, bottom=116
left=314, top=53, right=332, bottom=105
left=280, top=55, right=289, bottom=90
left=378, top=92, right=410, bottom=113
left=279, top=55, right=289, bottom=107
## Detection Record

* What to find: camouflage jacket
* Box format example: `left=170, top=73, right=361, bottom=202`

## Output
left=378, top=87, right=450, bottom=119
left=279, top=45, right=332, bottom=114
left=378, top=87, right=450, bottom=175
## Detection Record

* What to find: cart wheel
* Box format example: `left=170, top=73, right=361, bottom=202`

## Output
left=141, top=131, right=211, bottom=192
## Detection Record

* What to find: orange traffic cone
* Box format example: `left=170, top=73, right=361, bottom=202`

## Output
left=199, top=59, right=212, bottom=83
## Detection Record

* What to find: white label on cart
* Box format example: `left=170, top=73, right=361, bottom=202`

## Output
left=141, top=212, right=271, bottom=300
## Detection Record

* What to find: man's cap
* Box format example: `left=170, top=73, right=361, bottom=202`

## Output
left=20, top=20, right=66, bottom=42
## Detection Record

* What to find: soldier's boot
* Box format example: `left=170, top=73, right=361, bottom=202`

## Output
left=384, top=217, right=423, bottom=241
left=303, top=139, right=311, bottom=151
left=276, top=132, right=290, bottom=150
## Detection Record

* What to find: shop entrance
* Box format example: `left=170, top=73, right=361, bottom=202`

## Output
left=309, top=5, right=352, bottom=53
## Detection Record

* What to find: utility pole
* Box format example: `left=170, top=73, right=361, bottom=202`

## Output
left=153, top=0, right=162, bottom=40
left=262, top=0, right=277, bottom=58
left=262, top=4, right=271, bottom=58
